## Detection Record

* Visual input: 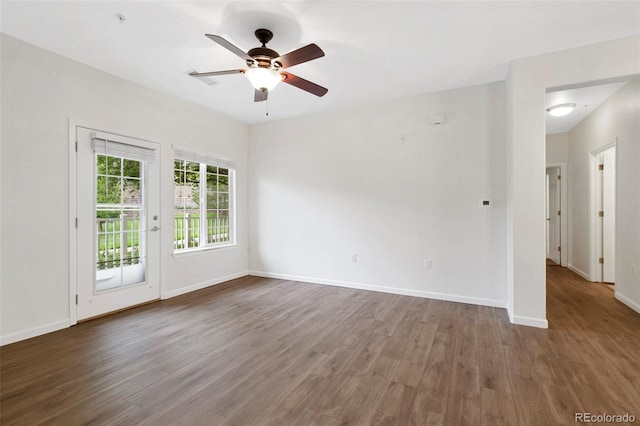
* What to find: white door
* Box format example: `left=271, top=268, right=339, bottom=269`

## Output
left=601, top=147, right=616, bottom=283
left=76, top=127, right=161, bottom=320
left=546, top=167, right=561, bottom=264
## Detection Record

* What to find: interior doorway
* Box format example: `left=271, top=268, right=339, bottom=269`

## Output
left=546, top=166, right=562, bottom=265
left=591, top=142, right=617, bottom=284
left=544, top=76, right=639, bottom=322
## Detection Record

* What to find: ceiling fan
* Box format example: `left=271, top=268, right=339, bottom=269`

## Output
left=189, top=28, right=328, bottom=102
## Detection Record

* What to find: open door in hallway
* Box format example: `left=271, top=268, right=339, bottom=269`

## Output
left=546, top=166, right=561, bottom=265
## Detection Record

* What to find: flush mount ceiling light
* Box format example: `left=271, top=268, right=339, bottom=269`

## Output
left=546, top=103, right=577, bottom=117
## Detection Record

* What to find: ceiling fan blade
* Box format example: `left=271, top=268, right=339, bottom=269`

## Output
left=205, top=34, right=253, bottom=62
left=254, top=89, right=268, bottom=102
left=273, top=44, right=324, bottom=68
left=281, top=72, right=328, bottom=97
left=189, top=69, right=245, bottom=78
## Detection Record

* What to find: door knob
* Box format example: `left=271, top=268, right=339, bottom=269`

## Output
left=150, top=226, right=160, bottom=232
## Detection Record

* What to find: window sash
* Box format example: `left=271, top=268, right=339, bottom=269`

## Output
left=173, top=149, right=234, bottom=252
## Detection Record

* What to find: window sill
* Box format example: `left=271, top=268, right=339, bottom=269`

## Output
left=172, top=243, right=237, bottom=258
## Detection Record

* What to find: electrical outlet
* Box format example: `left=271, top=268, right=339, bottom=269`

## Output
left=351, top=253, right=357, bottom=263
left=424, top=258, right=432, bottom=269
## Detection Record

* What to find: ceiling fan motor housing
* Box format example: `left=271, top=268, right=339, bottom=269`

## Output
left=247, top=47, right=281, bottom=69
left=248, top=29, right=281, bottom=69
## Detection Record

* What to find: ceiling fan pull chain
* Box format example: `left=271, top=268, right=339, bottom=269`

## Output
left=266, top=97, right=269, bottom=116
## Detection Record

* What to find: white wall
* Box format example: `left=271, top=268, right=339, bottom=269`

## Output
left=546, top=133, right=569, bottom=164
left=248, top=82, right=507, bottom=307
left=507, top=35, right=640, bottom=327
left=0, top=35, right=249, bottom=344
left=567, top=80, right=640, bottom=312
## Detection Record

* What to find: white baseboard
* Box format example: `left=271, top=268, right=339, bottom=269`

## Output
left=162, top=270, right=249, bottom=299
left=512, top=315, right=548, bottom=329
left=1, top=272, right=250, bottom=346
left=248, top=270, right=506, bottom=309
left=0, top=319, right=70, bottom=347
left=615, top=292, right=640, bottom=314
left=504, top=301, right=546, bottom=328
left=568, top=263, right=590, bottom=280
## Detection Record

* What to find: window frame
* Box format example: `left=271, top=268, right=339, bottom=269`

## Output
left=173, top=147, right=236, bottom=254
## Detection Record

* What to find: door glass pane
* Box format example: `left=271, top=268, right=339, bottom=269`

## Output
left=96, top=154, right=145, bottom=293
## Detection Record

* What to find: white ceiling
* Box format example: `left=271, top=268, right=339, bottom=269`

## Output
left=545, top=82, right=628, bottom=134
left=1, top=1, right=639, bottom=124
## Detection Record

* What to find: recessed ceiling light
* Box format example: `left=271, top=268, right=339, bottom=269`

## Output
left=546, top=103, right=576, bottom=117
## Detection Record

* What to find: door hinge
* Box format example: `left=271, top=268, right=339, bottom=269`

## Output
left=75, top=141, right=78, bottom=152
left=557, top=175, right=561, bottom=180
left=599, top=211, right=604, bottom=217
left=75, top=218, right=78, bottom=228
left=599, top=164, right=604, bottom=170
left=75, top=294, right=78, bottom=305
left=558, top=246, right=561, bottom=251
left=557, top=210, right=561, bottom=216
left=599, top=257, right=604, bottom=264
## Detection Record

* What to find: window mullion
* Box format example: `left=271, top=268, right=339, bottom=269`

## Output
left=230, top=169, right=235, bottom=243
left=200, top=163, right=207, bottom=247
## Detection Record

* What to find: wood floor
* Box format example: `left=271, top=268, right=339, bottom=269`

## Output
left=2, top=267, right=639, bottom=425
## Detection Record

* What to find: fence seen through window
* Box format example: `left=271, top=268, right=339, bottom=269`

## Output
left=173, top=159, right=233, bottom=251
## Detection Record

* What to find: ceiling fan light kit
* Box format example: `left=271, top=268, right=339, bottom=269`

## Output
left=189, top=28, right=327, bottom=103
left=244, top=67, right=282, bottom=92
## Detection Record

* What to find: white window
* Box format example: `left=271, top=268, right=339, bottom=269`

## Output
left=173, top=147, right=235, bottom=252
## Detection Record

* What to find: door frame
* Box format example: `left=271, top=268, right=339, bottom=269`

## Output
left=589, top=139, right=617, bottom=282
left=68, top=119, right=163, bottom=325
left=546, top=162, right=568, bottom=267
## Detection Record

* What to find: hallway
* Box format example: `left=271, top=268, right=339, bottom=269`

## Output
left=547, top=263, right=637, bottom=334
left=542, top=264, right=640, bottom=422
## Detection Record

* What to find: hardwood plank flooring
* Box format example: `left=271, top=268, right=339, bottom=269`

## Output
left=2, top=269, right=640, bottom=425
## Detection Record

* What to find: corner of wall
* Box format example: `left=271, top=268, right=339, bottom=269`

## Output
left=506, top=304, right=514, bottom=323
left=615, top=292, right=640, bottom=314
left=513, top=315, right=548, bottom=329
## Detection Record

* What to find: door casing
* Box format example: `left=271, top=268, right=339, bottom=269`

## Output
left=589, top=140, right=617, bottom=283
left=546, top=162, right=568, bottom=267
left=546, top=166, right=561, bottom=264
left=69, top=120, right=163, bottom=325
